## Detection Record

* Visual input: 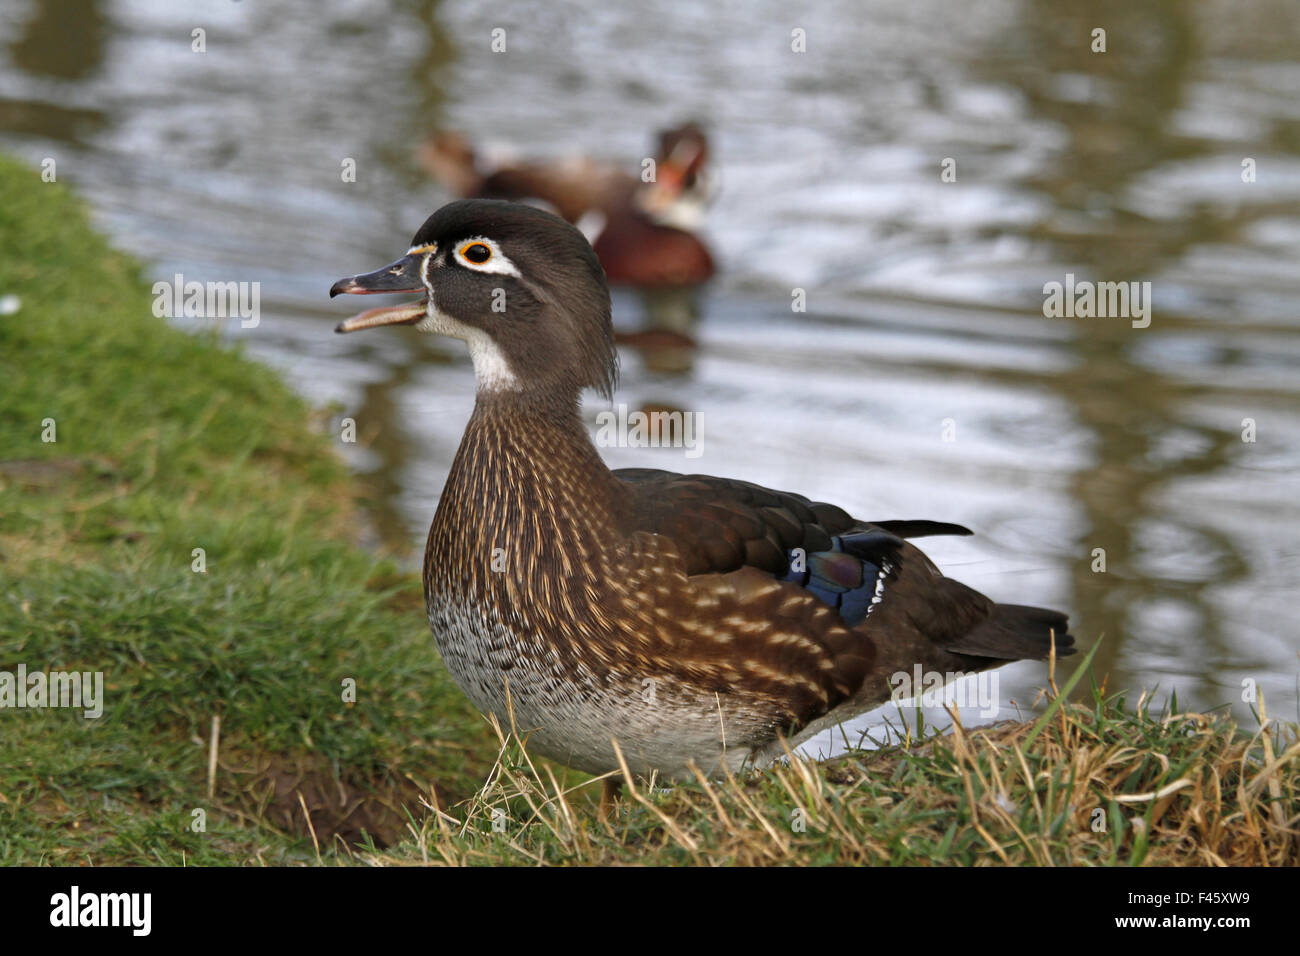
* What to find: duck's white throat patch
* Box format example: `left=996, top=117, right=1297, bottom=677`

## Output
left=411, top=245, right=521, bottom=392
left=413, top=305, right=520, bottom=392
left=463, top=326, right=520, bottom=392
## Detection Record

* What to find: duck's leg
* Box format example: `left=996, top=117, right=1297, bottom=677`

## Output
left=599, top=777, right=623, bottom=822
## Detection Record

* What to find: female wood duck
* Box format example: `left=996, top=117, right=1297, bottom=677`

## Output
left=418, top=123, right=715, bottom=289
left=330, top=200, right=1073, bottom=785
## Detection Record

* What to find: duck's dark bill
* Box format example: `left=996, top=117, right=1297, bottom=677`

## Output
left=330, top=254, right=428, bottom=332
left=334, top=298, right=428, bottom=333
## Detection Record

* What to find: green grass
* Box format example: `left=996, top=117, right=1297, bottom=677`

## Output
left=1, top=154, right=1295, bottom=866
left=0, top=155, right=495, bottom=863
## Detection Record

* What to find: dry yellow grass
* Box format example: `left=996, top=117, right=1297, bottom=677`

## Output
left=361, top=686, right=1299, bottom=866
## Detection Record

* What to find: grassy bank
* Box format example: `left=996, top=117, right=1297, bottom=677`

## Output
left=379, top=688, right=1299, bottom=866
left=1, top=156, right=1296, bottom=866
left=0, top=156, right=496, bottom=863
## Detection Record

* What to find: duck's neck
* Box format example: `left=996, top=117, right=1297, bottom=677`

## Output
left=459, top=388, right=612, bottom=482
left=425, top=388, right=624, bottom=598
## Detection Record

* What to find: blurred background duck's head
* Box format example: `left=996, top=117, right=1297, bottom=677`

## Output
left=636, top=120, right=714, bottom=231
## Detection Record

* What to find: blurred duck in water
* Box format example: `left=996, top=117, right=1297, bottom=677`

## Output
left=419, top=122, right=715, bottom=367
left=420, top=122, right=714, bottom=288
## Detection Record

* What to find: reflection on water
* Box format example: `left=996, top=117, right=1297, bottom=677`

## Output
left=4, top=0, right=1298, bottom=741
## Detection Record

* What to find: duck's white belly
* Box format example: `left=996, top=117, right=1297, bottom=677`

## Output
left=427, top=597, right=770, bottom=780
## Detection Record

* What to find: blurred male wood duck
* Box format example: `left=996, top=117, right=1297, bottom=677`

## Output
left=418, top=123, right=715, bottom=289
left=330, top=200, right=1074, bottom=791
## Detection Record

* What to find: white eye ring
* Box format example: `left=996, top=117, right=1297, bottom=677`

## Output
left=452, top=237, right=521, bottom=277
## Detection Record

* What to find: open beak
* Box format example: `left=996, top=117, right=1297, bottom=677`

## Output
left=330, top=253, right=428, bottom=333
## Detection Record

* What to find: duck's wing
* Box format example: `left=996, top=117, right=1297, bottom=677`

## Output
left=614, top=467, right=1073, bottom=665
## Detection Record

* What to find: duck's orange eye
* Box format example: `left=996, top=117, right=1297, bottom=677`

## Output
left=459, top=242, right=492, bottom=265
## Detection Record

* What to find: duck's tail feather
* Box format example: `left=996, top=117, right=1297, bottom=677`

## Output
left=942, top=601, right=1075, bottom=662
